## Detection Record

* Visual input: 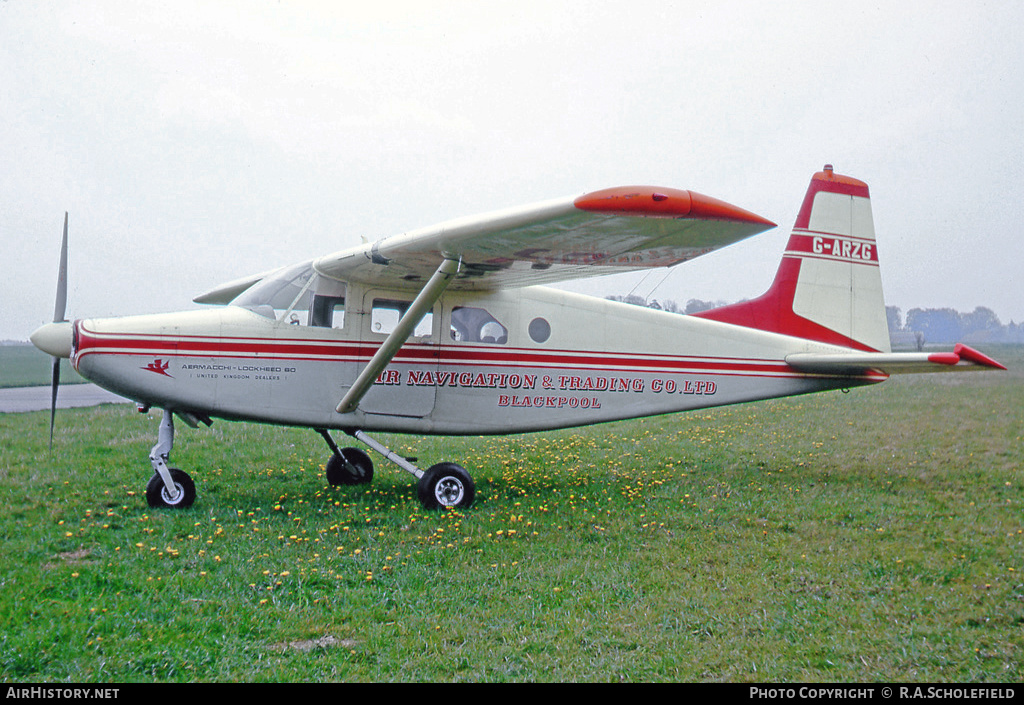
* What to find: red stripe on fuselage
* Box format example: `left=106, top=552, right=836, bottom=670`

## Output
left=74, top=325, right=878, bottom=381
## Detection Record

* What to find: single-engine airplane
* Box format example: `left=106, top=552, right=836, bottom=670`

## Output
left=31, top=165, right=1005, bottom=510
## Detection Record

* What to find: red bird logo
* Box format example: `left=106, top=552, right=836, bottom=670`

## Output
left=143, top=359, right=173, bottom=377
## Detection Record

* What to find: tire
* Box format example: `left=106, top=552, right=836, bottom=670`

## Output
left=417, top=462, right=475, bottom=510
left=146, top=468, right=196, bottom=509
left=326, top=447, right=374, bottom=486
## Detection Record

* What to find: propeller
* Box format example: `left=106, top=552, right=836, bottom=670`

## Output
left=30, top=213, right=71, bottom=450
left=52, top=213, right=69, bottom=447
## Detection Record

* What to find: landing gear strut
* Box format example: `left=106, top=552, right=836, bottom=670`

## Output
left=146, top=409, right=196, bottom=508
left=140, top=412, right=475, bottom=510
left=317, top=429, right=375, bottom=485
left=315, top=428, right=475, bottom=510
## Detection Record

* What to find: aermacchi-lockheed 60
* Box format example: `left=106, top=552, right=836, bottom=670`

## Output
left=31, top=166, right=1005, bottom=510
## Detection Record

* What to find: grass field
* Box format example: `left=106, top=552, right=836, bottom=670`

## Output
left=0, top=346, right=1020, bottom=682
left=0, top=344, right=84, bottom=388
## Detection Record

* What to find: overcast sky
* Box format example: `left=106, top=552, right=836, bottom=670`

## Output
left=3, top=0, right=1022, bottom=343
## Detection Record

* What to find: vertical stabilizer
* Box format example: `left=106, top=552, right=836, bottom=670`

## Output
left=695, top=166, right=890, bottom=353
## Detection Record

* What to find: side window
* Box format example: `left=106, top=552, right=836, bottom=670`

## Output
left=450, top=307, right=508, bottom=344
left=310, top=295, right=345, bottom=328
left=371, top=299, right=433, bottom=337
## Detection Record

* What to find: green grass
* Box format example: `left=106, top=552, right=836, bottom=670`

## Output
left=1, top=345, right=1021, bottom=682
left=0, top=344, right=85, bottom=388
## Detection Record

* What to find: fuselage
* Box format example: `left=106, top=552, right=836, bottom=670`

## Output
left=71, top=284, right=883, bottom=435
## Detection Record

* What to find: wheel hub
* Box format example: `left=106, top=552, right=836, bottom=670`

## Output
left=161, top=483, right=183, bottom=504
left=434, top=476, right=465, bottom=506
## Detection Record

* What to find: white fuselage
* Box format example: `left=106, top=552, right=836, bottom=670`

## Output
left=72, top=285, right=879, bottom=435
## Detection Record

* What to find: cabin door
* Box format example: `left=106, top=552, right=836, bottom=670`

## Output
left=355, top=290, right=439, bottom=418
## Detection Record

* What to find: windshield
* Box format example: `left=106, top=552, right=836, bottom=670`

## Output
left=231, top=261, right=317, bottom=322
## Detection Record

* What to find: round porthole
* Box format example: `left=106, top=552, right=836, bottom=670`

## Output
left=528, top=317, right=551, bottom=343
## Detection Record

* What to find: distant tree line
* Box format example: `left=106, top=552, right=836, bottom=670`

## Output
left=886, top=306, right=1024, bottom=347
left=606, top=296, right=1024, bottom=346
left=605, top=295, right=727, bottom=315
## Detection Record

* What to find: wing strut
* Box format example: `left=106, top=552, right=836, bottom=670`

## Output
left=336, top=257, right=461, bottom=414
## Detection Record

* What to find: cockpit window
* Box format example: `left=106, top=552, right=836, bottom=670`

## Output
left=450, top=306, right=508, bottom=344
left=231, top=261, right=348, bottom=329
left=232, top=261, right=316, bottom=322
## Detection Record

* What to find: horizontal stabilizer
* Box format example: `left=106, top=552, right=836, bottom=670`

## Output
left=786, top=343, right=1006, bottom=376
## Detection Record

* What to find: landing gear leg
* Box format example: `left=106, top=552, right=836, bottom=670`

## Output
left=146, top=409, right=195, bottom=508
left=316, top=428, right=373, bottom=485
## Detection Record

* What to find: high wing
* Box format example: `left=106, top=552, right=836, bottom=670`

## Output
left=195, top=186, right=773, bottom=302
left=309, top=186, right=775, bottom=292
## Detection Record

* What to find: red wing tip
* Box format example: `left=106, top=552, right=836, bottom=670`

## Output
left=927, top=352, right=960, bottom=366
left=689, top=191, right=776, bottom=227
left=574, top=186, right=774, bottom=227
left=953, top=343, right=1008, bottom=370
left=574, top=186, right=693, bottom=216
left=927, top=345, right=1007, bottom=370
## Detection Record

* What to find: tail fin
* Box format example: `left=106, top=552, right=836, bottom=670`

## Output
left=694, top=165, right=890, bottom=353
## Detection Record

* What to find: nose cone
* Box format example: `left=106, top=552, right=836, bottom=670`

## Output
left=31, top=321, right=73, bottom=358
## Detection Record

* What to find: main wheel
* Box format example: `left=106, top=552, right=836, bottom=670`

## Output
left=146, top=468, right=196, bottom=509
left=417, top=462, right=475, bottom=510
left=326, top=447, right=374, bottom=486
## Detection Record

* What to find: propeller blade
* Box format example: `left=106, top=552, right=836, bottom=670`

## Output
left=49, top=356, right=60, bottom=450
left=48, top=212, right=68, bottom=451
left=54, top=212, right=69, bottom=323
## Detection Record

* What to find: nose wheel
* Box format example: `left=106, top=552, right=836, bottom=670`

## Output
left=145, top=409, right=199, bottom=509
left=146, top=467, right=196, bottom=508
